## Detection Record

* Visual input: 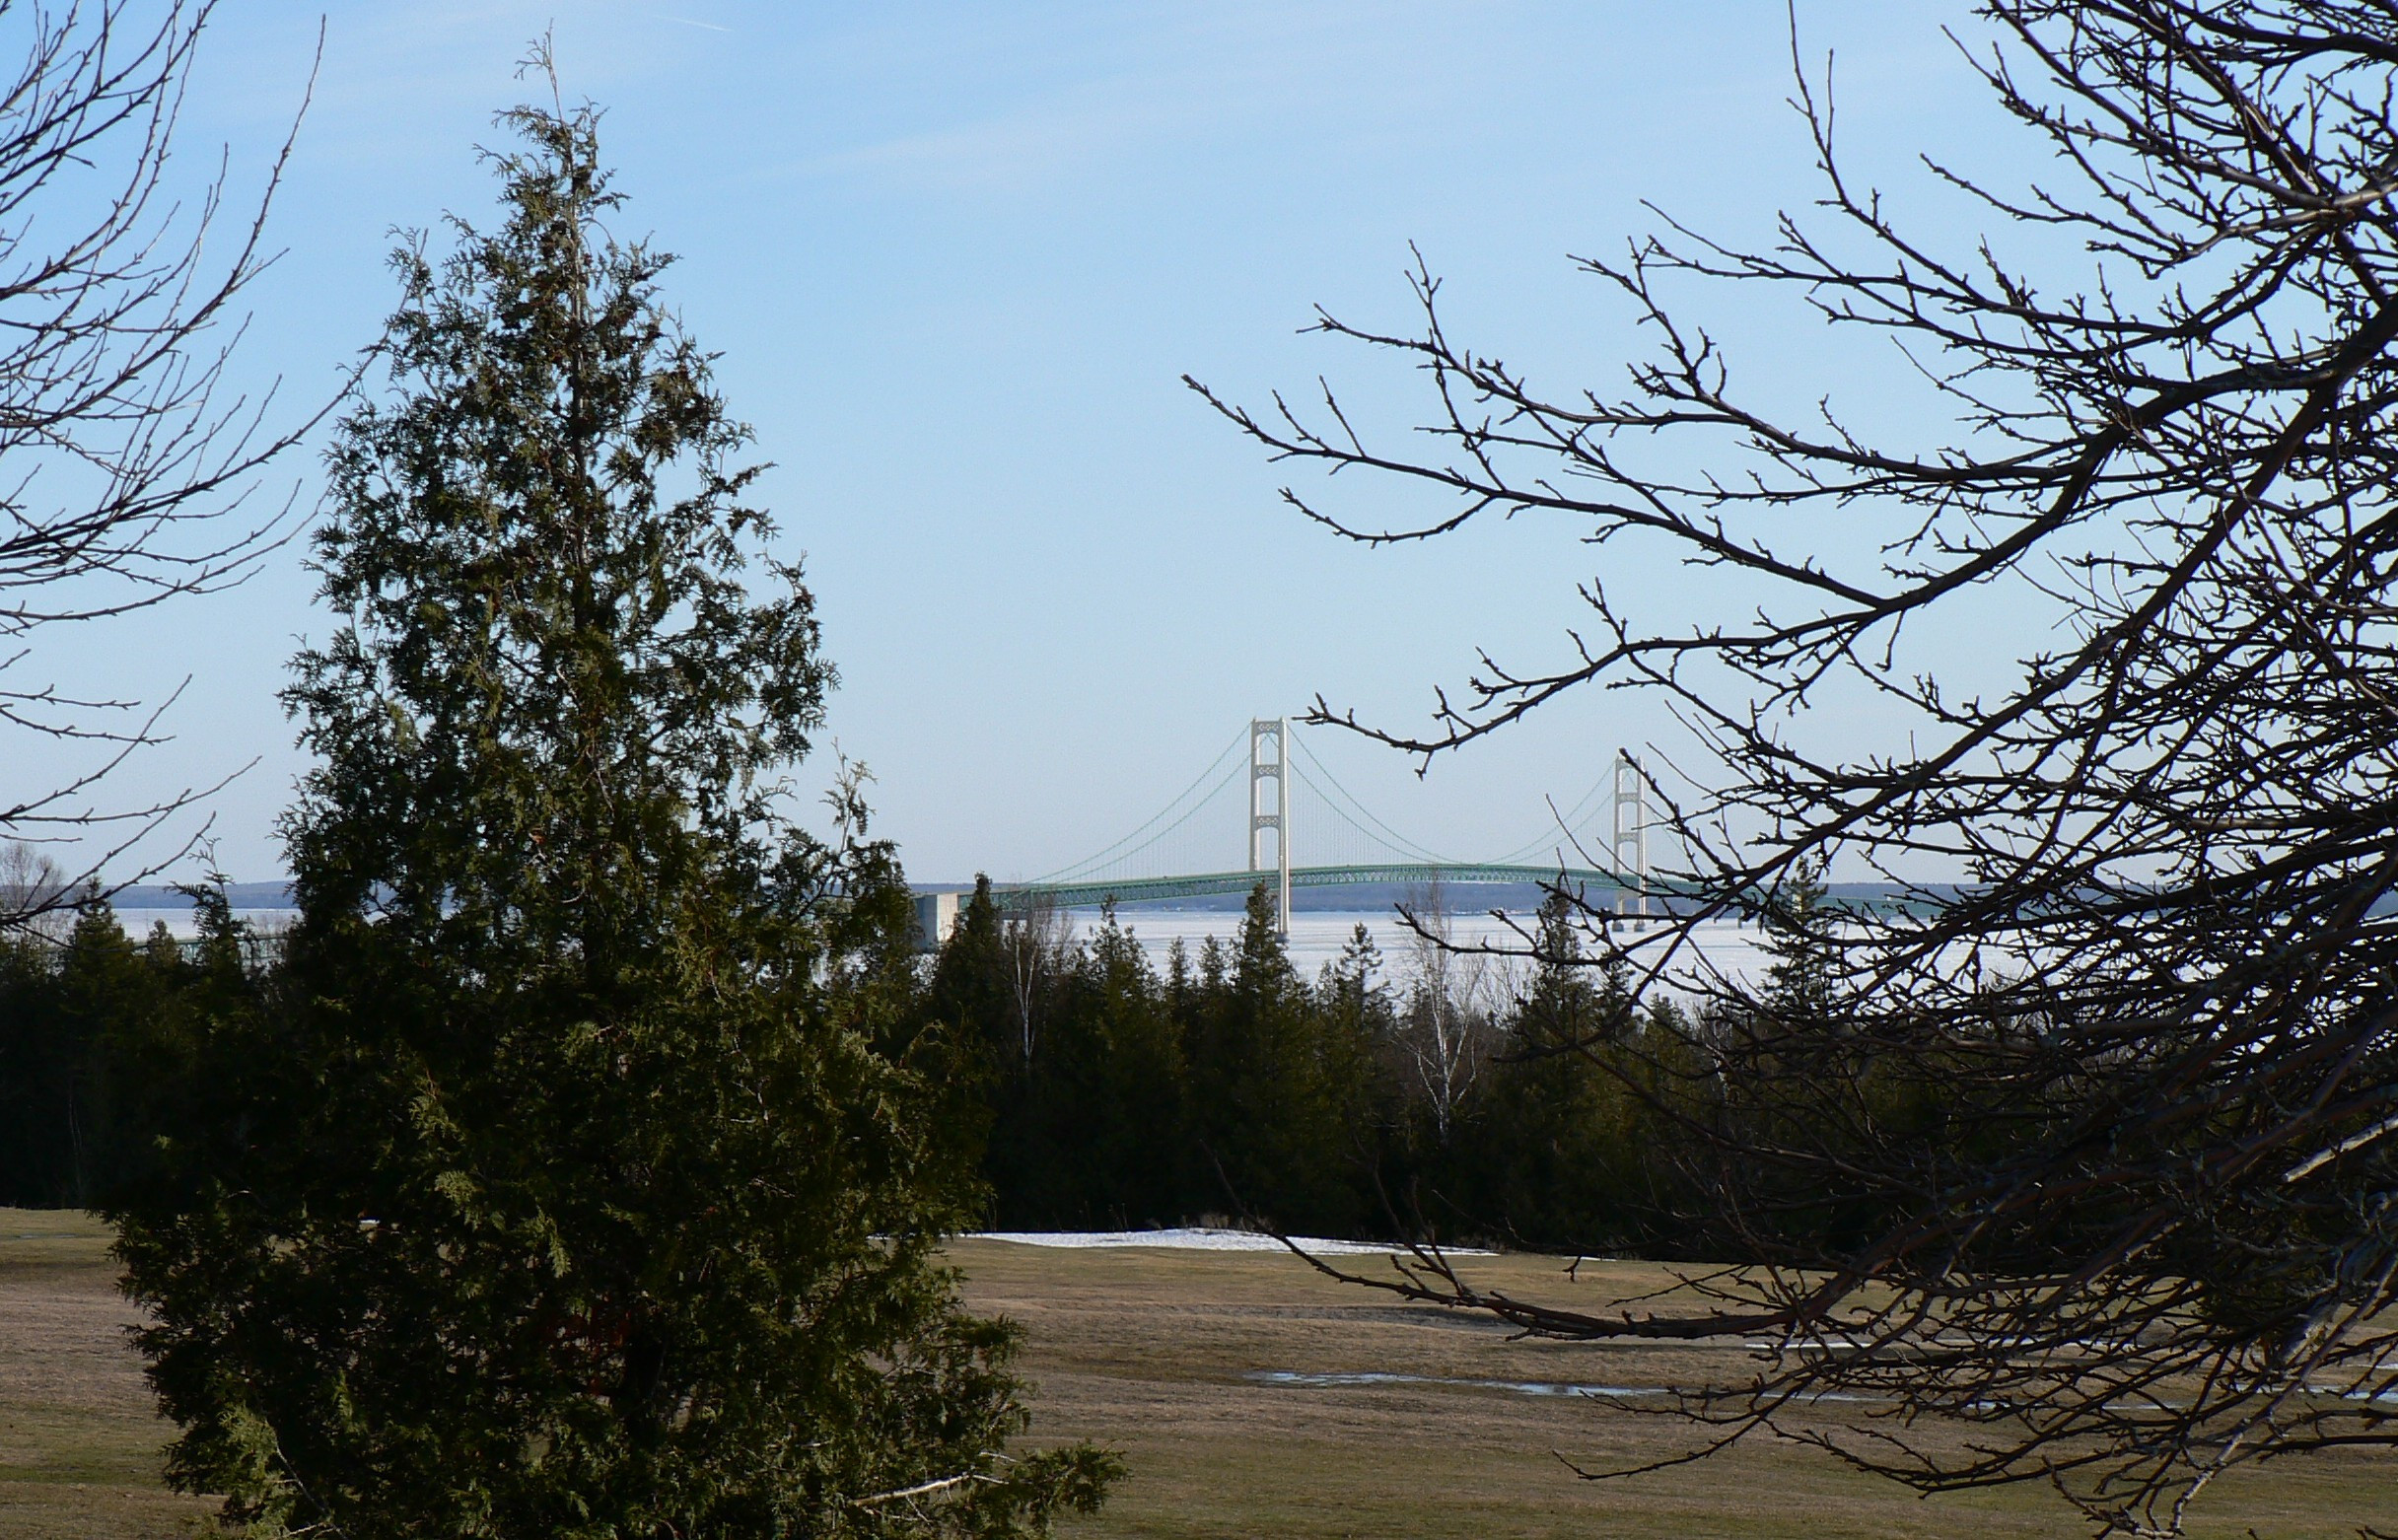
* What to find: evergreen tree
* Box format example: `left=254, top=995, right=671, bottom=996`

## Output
left=1318, top=923, right=1391, bottom=1040
left=932, top=879, right=1075, bottom=1225
left=1187, top=886, right=1375, bottom=1233
left=926, top=878, right=1012, bottom=1058
left=1756, top=855, right=1838, bottom=1024
left=102, top=877, right=270, bottom=1217
left=49, top=899, right=149, bottom=1206
left=918, top=875, right=1009, bottom=1209
left=1059, top=904, right=1188, bottom=1225
left=1, top=901, right=104, bottom=1205
left=0, top=890, right=196, bottom=1208
left=1456, top=892, right=1645, bottom=1250
left=1516, top=892, right=1611, bottom=1051
left=110, top=93, right=1110, bottom=1539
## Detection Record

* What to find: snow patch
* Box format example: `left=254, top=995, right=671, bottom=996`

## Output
left=1251, top=1369, right=1662, bottom=1398
left=968, top=1227, right=1493, bottom=1257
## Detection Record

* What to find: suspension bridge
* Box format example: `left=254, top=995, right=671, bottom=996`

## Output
left=973, top=718, right=1656, bottom=928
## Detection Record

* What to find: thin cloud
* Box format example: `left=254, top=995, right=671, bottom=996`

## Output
left=781, top=5, right=1435, bottom=197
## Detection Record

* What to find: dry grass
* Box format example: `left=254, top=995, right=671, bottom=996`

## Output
left=0, top=1213, right=2386, bottom=1537
left=0, top=1211, right=208, bottom=1538
left=950, top=1238, right=2394, bottom=1540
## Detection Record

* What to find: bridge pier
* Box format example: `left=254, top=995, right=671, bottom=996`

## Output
left=911, top=889, right=966, bottom=953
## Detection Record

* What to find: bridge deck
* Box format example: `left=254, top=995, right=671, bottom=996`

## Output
left=992, top=864, right=1638, bottom=910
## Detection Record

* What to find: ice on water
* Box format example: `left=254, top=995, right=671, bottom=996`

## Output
left=1066, top=906, right=1775, bottom=992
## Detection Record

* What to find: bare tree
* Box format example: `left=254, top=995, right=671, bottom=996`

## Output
left=0, top=1, right=323, bottom=931
left=1001, top=888, right=1074, bottom=1067
left=0, top=836, right=68, bottom=938
left=1198, top=3, right=2398, bottom=1533
left=1389, top=879, right=1508, bottom=1143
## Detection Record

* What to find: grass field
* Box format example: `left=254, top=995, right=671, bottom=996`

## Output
left=3, top=1212, right=2388, bottom=1537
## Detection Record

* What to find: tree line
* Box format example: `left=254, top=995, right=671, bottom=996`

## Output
left=7, top=870, right=1869, bottom=1262
left=935, top=881, right=1681, bottom=1249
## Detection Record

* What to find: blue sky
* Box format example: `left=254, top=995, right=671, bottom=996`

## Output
left=16, top=1, right=2017, bottom=885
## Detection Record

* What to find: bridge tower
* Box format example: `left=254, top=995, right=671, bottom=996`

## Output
left=1249, top=717, right=1292, bottom=939
left=1613, top=749, right=1650, bottom=925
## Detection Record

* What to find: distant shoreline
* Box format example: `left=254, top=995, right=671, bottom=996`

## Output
left=100, top=877, right=1943, bottom=916
left=107, top=882, right=294, bottom=910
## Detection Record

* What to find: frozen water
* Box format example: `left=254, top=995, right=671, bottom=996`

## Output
left=103, top=902, right=1783, bottom=1000
left=1065, top=906, right=1777, bottom=996
left=108, top=907, right=291, bottom=942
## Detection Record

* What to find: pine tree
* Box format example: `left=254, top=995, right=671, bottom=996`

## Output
left=1319, top=923, right=1390, bottom=1035
left=0, top=897, right=136, bottom=1206
left=1516, top=890, right=1608, bottom=1052
left=1757, top=855, right=1838, bottom=1024
left=1066, top=903, right=1189, bottom=1225
left=110, top=91, right=1111, bottom=1539
left=1187, top=885, right=1374, bottom=1233
left=1457, top=891, right=1646, bottom=1251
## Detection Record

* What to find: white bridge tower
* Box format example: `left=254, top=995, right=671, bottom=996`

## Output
left=1613, top=749, right=1650, bottom=925
left=1249, top=717, right=1292, bottom=939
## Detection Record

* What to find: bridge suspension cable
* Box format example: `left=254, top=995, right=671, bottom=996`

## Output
left=1485, top=773, right=1616, bottom=870
left=1026, top=726, right=1250, bottom=887
left=1284, top=732, right=1455, bottom=867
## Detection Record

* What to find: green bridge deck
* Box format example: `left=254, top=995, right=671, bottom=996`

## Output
left=990, top=863, right=1645, bottom=910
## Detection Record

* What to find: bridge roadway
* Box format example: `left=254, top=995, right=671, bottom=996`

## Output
left=991, top=863, right=1640, bottom=910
